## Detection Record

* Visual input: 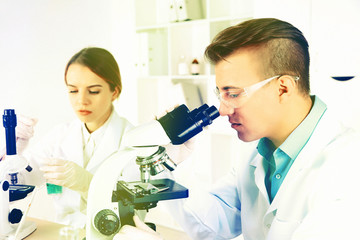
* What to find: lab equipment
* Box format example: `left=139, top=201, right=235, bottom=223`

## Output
left=190, top=58, right=200, bottom=75
left=86, top=103, right=219, bottom=239
left=178, top=55, right=189, bottom=75
left=12, top=185, right=40, bottom=240
left=46, top=155, right=62, bottom=195
left=59, top=225, right=79, bottom=240
left=4, top=110, right=17, bottom=156
left=2, top=109, right=32, bottom=184
left=46, top=183, right=63, bottom=194
left=0, top=109, right=36, bottom=239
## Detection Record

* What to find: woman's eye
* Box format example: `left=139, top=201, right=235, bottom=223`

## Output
left=69, top=90, right=78, bottom=94
left=89, top=90, right=100, bottom=94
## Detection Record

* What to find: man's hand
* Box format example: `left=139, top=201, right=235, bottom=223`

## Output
left=114, top=215, right=163, bottom=240
left=156, top=105, right=196, bottom=165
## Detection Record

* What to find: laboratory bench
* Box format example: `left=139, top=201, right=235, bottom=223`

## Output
left=24, top=217, right=85, bottom=239
left=24, top=217, right=191, bottom=240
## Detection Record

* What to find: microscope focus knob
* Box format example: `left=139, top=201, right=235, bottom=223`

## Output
left=94, top=209, right=120, bottom=236
left=9, top=208, right=23, bottom=224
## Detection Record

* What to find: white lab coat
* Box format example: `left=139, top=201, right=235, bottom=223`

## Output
left=23, top=111, right=138, bottom=228
left=166, top=107, right=360, bottom=239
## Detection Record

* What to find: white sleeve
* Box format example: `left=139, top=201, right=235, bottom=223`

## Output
left=162, top=168, right=242, bottom=240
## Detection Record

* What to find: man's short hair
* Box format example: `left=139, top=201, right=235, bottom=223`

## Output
left=205, top=18, right=310, bottom=95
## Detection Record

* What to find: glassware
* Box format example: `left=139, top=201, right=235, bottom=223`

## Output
left=59, top=226, right=79, bottom=240
left=47, top=183, right=63, bottom=194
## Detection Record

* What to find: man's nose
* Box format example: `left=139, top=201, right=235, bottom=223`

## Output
left=219, top=101, right=234, bottom=116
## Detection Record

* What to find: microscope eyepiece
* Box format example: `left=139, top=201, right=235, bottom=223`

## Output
left=158, top=104, right=220, bottom=145
left=3, top=109, right=17, bottom=128
left=3, top=109, right=17, bottom=155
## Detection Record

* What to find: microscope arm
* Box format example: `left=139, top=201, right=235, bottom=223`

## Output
left=86, top=148, right=139, bottom=240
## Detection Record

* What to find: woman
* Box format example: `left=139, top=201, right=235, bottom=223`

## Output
left=21, top=47, right=137, bottom=228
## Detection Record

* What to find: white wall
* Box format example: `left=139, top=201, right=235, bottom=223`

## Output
left=0, top=0, right=138, bottom=145
left=310, top=0, right=360, bottom=131
left=254, top=0, right=360, bottom=131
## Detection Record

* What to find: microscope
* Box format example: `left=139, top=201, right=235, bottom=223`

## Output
left=0, top=109, right=36, bottom=239
left=86, top=104, right=219, bottom=239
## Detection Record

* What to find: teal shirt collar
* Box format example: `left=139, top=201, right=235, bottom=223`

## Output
left=258, top=95, right=327, bottom=160
left=279, top=95, right=327, bottom=160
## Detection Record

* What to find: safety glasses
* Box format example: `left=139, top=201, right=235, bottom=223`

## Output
left=214, top=75, right=298, bottom=108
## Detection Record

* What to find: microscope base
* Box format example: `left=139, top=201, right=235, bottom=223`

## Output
left=5, top=220, right=37, bottom=240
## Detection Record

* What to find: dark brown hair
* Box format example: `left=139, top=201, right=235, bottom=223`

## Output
left=205, top=18, right=310, bottom=94
left=65, top=47, right=122, bottom=97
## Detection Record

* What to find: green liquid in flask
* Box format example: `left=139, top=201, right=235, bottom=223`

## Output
left=46, top=183, right=62, bottom=194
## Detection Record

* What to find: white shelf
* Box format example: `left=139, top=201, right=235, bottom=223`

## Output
left=136, top=16, right=252, bottom=32
left=134, top=0, right=254, bottom=79
left=171, top=74, right=210, bottom=79
left=134, top=0, right=253, bottom=122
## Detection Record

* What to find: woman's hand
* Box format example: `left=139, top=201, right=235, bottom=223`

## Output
left=0, top=114, right=37, bottom=160
left=40, top=158, right=93, bottom=193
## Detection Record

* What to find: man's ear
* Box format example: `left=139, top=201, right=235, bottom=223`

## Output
left=278, top=75, right=297, bottom=99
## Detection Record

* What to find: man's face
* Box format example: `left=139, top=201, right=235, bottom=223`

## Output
left=215, top=49, right=281, bottom=142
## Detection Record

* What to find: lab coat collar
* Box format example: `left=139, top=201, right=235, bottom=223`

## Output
left=251, top=154, right=271, bottom=204
left=85, top=111, right=124, bottom=171
left=59, top=120, right=83, bottom=167
left=81, top=112, right=111, bottom=148
left=250, top=153, right=276, bottom=229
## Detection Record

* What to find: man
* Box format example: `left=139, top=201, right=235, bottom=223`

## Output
left=116, top=18, right=360, bottom=240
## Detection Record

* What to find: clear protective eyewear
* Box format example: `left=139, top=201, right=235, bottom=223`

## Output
left=215, top=75, right=291, bottom=108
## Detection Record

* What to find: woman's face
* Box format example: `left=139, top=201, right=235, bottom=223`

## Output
left=66, top=63, right=118, bottom=133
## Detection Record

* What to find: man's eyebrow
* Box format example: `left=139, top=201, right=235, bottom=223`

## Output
left=222, top=86, right=241, bottom=91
